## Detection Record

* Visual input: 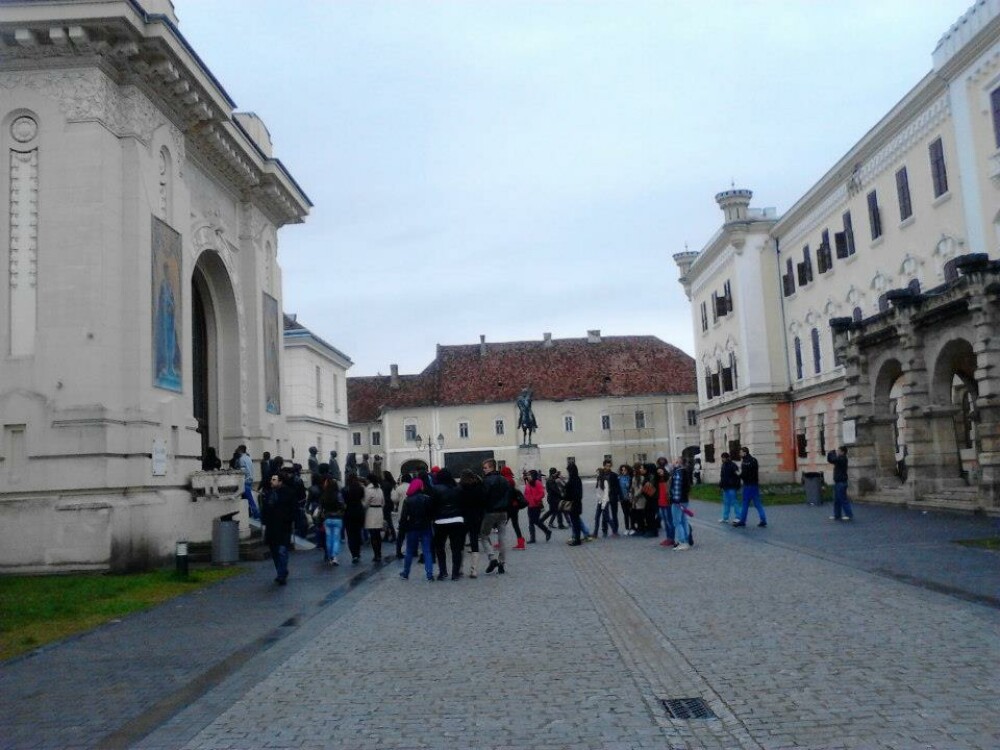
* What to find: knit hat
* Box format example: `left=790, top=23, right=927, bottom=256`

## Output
left=406, top=478, right=424, bottom=496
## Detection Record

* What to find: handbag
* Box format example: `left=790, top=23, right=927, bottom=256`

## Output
left=558, top=498, right=573, bottom=513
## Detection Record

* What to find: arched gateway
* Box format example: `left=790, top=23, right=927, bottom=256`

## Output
left=832, top=254, right=1000, bottom=511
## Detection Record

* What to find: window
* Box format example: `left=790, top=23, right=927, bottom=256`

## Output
left=404, top=424, right=417, bottom=441
left=723, top=280, right=733, bottom=314
left=564, top=415, right=574, bottom=432
left=494, top=419, right=503, bottom=436
left=635, top=452, right=647, bottom=464
left=371, top=431, right=381, bottom=446
left=704, top=367, right=713, bottom=400
left=459, top=421, right=469, bottom=439
left=796, top=417, right=808, bottom=458
left=704, top=430, right=715, bottom=463
left=852, top=306, right=863, bottom=323
left=832, top=329, right=843, bottom=367
left=797, top=245, right=813, bottom=286
left=315, top=366, right=322, bottom=407
left=867, top=190, right=882, bottom=240
left=634, top=410, right=646, bottom=429
left=929, top=137, right=948, bottom=198
left=686, top=409, right=697, bottom=426
left=783, top=258, right=796, bottom=297
left=603, top=454, right=613, bottom=463
left=835, top=211, right=856, bottom=258
left=811, top=327, right=821, bottom=375
left=332, top=373, right=340, bottom=413
left=711, top=292, right=718, bottom=323
left=992, top=87, right=1000, bottom=148
left=601, top=415, right=611, bottom=430
left=700, top=301, right=708, bottom=332
left=794, top=337, right=803, bottom=380
left=729, top=351, right=739, bottom=389
left=896, top=166, right=912, bottom=221
left=817, top=229, right=832, bottom=274
left=818, top=414, right=826, bottom=455
left=729, top=424, right=741, bottom=457
left=352, top=431, right=362, bottom=446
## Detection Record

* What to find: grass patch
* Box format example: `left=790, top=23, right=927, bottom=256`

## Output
left=689, top=483, right=827, bottom=506
left=955, top=537, right=1000, bottom=551
left=0, top=566, right=243, bottom=661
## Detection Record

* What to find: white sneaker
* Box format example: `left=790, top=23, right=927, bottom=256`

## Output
left=718, top=518, right=727, bottom=523
left=674, top=543, right=690, bottom=550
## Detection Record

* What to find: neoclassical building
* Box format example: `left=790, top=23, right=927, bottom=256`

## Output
left=348, top=332, right=699, bottom=478
left=0, top=0, right=311, bottom=570
left=676, top=0, right=1000, bottom=513
left=282, top=314, right=352, bottom=466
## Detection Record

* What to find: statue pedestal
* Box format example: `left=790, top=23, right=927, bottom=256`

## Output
left=516, top=444, right=542, bottom=479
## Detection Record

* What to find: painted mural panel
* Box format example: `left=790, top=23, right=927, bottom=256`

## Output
left=263, top=291, right=281, bottom=414
left=152, top=216, right=182, bottom=392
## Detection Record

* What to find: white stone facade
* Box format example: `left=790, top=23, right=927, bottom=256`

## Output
left=0, top=1, right=311, bottom=570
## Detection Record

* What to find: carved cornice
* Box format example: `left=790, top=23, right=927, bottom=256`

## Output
left=0, top=4, right=310, bottom=227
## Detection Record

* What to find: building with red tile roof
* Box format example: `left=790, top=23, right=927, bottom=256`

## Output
left=348, top=331, right=699, bottom=477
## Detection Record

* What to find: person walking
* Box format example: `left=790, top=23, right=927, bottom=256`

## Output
left=631, top=463, right=649, bottom=536
left=501, top=465, right=527, bottom=551
left=343, top=474, right=367, bottom=563
left=719, top=452, right=742, bottom=523
left=603, top=461, right=622, bottom=535
left=734, top=446, right=767, bottom=528
left=654, top=465, right=674, bottom=547
left=540, top=468, right=566, bottom=530
left=319, top=469, right=345, bottom=566
left=523, top=470, right=551, bottom=543
left=363, top=475, right=385, bottom=563
left=618, top=464, right=634, bottom=534
left=399, top=478, right=434, bottom=581
left=480, top=459, right=512, bottom=574
left=592, top=470, right=613, bottom=538
left=827, top=447, right=854, bottom=521
left=261, top=469, right=297, bottom=585
left=430, top=468, right=466, bottom=579
left=565, top=461, right=585, bottom=546
left=236, top=444, right=260, bottom=520
left=670, top=458, right=692, bottom=551
left=392, top=472, right=412, bottom=558
left=380, top=470, right=397, bottom=543
left=458, top=469, right=485, bottom=578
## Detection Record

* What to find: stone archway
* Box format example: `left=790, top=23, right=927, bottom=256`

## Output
left=871, top=358, right=905, bottom=484
left=930, top=338, right=978, bottom=482
left=191, top=251, right=242, bottom=461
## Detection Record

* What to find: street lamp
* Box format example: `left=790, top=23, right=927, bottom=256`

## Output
left=414, top=432, right=444, bottom=469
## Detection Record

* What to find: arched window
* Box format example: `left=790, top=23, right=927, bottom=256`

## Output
left=852, top=306, right=863, bottom=323
left=811, top=328, right=821, bottom=374
left=907, top=278, right=921, bottom=294
left=794, top=337, right=803, bottom=380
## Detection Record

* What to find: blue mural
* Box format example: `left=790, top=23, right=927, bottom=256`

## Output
left=152, top=217, right=182, bottom=392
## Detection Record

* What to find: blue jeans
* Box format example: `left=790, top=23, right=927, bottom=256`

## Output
left=833, top=481, right=853, bottom=519
left=324, top=517, right=343, bottom=560
left=244, top=480, right=260, bottom=519
left=402, top=530, right=433, bottom=580
left=739, top=485, right=766, bottom=524
left=657, top=506, right=674, bottom=542
left=721, top=488, right=739, bottom=521
left=269, top=543, right=289, bottom=581
left=672, top=503, right=689, bottom=545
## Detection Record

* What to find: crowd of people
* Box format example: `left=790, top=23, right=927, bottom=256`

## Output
left=206, top=443, right=850, bottom=586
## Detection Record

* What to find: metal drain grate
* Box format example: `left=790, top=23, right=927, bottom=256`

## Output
left=660, top=698, right=716, bottom=720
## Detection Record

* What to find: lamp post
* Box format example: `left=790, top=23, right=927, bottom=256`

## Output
left=414, top=432, right=444, bottom=469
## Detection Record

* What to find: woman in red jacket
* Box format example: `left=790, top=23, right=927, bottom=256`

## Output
left=500, top=465, right=527, bottom=550
left=523, top=469, right=551, bottom=543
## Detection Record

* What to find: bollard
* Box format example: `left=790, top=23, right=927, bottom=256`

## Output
left=175, top=540, right=189, bottom=578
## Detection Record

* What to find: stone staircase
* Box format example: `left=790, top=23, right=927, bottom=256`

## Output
left=865, top=479, right=997, bottom=515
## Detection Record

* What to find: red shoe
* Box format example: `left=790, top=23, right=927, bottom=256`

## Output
left=659, top=539, right=671, bottom=546
left=515, top=537, right=526, bottom=550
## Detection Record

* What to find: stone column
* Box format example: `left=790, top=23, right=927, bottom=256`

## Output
left=895, top=318, right=944, bottom=498
left=970, top=276, right=1000, bottom=509
left=834, top=318, right=876, bottom=497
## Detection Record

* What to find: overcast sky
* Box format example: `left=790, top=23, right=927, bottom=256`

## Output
left=176, top=0, right=971, bottom=376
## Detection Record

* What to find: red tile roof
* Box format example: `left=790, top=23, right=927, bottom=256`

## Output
left=348, top=335, right=695, bottom=422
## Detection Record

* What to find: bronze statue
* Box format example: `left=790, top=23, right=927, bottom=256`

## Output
left=516, top=388, right=538, bottom=445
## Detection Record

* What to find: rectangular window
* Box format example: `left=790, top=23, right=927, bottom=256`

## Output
left=842, top=211, right=856, bottom=256
left=315, top=365, right=322, bottom=407
left=710, top=292, right=718, bottom=323
left=797, top=417, right=808, bottom=458
left=703, top=441, right=715, bottom=463
left=896, top=166, right=912, bottom=221
left=867, top=190, right=882, bottom=240
left=992, top=87, right=1000, bottom=148
left=603, top=454, right=613, bottom=463
left=404, top=424, right=417, bottom=441
left=459, top=421, right=469, bottom=439
left=817, top=229, right=832, bottom=273
left=797, top=245, right=813, bottom=286
left=635, top=452, right=647, bottom=464
left=929, top=137, right=948, bottom=198
left=601, top=415, right=611, bottom=430
left=783, top=258, right=795, bottom=297
left=721, top=366, right=734, bottom=392
left=818, top=414, right=826, bottom=455
left=700, top=301, right=708, bottom=332
left=352, top=431, right=362, bottom=446
left=811, top=328, right=822, bottom=375
left=634, top=410, right=646, bottom=429
left=564, top=415, right=574, bottom=432
left=494, top=419, right=503, bottom=436
left=332, top=373, right=340, bottom=413
left=704, top=369, right=713, bottom=400
left=832, top=329, right=843, bottom=367
left=371, top=431, right=381, bottom=446
left=794, top=337, right=803, bottom=380
left=723, top=280, right=733, bottom=314
left=686, top=409, right=697, bottom=426
left=729, top=351, right=739, bottom=388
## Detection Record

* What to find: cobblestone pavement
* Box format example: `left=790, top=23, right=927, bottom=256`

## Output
left=3, top=498, right=999, bottom=750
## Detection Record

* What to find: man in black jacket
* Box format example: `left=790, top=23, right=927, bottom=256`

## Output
left=262, top=470, right=298, bottom=585
left=827, top=447, right=854, bottom=521
left=734, top=447, right=767, bottom=528
left=479, top=459, right=512, bottom=574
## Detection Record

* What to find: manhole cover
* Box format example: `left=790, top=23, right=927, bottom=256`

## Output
left=661, top=698, right=716, bottom=720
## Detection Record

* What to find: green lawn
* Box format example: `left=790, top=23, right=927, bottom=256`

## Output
left=0, top=566, right=243, bottom=661
left=955, top=537, right=1000, bottom=551
left=689, top=483, right=825, bottom=506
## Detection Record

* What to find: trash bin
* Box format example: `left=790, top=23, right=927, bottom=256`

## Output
left=212, top=512, right=240, bottom=565
left=803, top=472, right=824, bottom=505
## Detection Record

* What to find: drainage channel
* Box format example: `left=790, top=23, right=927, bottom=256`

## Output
left=99, top=557, right=395, bottom=750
